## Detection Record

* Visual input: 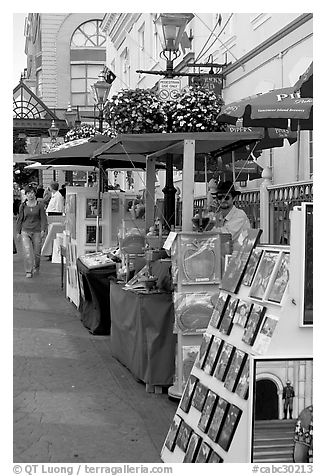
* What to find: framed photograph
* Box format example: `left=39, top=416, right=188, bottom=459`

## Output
left=224, top=349, right=248, bottom=393
left=198, top=390, right=218, bottom=433
left=86, top=225, right=102, bottom=245
left=233, top=299, right=252, bottom=327
left=203, top=335, right=223, bottom=375
left=65, top=194, right=77, bottom=239
left=242, top=248, right=263, bottom=286
left=175, top=420, right=193, bottom=452
left=207, top=396, right=229, bottom=442
left=178, top=233, right=223, bottom=284
left=235, top=358, right=250, bottom=400
left=217, top=404, right=242, bottom=452
left=207, top=451, right=224, bottom=463
left=183, top=432, right=202, bottom=463
left=210, top=290, right=230, bottom=328
left=251, top=358, right=313, bottom=463
left=85, top=198, right=102, bottom=218
left=180, top=375, right=198, bottom=413
left=213, top=342, right=234, bottom=382
left=182, top=346, right=200, bottom=386
left=196, top=332, right=213, bottom=370
left=302, top=203, right=313, bottom=325
left=194, top=441, right=212, bottom=463
left=242, top=304, right=266, bottom=346
left=249, top=250, right=279, bottom=300
left=174, top=292, right=214, bottom=334
left=220, top=229, right=262, bottom=293
left=218, top=296, right=239, bottom=335
left=267, top=252, right=290, bottom=304
left=253, top=315, right=280, bottom=355
left=191, top=382, right=208, bottom=412
left=164, top=415, right=182, bottom=452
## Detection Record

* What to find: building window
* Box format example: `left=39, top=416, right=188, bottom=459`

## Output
left=308, top=131, right=313, bottom=178
left=70, top=20, right=106, bottom=107
left=71, top=64, right=103, bottom=107
left=71, top=20, right=105, bottom=48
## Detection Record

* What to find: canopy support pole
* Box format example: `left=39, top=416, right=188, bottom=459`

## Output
left=296, top=122, right=301, bottom=182
left=96, top=161, right=103, bottom=252
left=145, top=156, right=156, bottom=233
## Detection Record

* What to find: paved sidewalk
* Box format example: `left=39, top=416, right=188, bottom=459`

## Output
left=13, top=241, right=177, bottom=463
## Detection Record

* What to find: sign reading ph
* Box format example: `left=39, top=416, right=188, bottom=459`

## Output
left=158, top=79, right=181, bottom=101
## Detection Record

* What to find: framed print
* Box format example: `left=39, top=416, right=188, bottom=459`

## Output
left=267, top=252, right=290, bottom=304
left=220, top=229, right=262, bottom=293
left=203, top=335, right=223, bottom=375
left=218, top=296, right=238, bottom=335
left=253, top=315, right=279, bottom=355
left=198, top=390, right=218, bottom=433
left=183, top=432, right=202, bottom=463
left=249, top=250, right=279, bottom=300
left=302, top=203, right=313, bottom=325
left=196, top=332, right=213, bottom=369
left=252, top=358, right=313, bottom=463
left=210, top=290, right=230, bottom=328
left=217, top=404, right=242, bottom=452
left=242, top=304, right=266, bottom=346
left=86, top=225, right=102, bottom=245
left=65, top=194, right=76, bottom=239
left=233, top=299, right=252, bottom=327
left=207, top=451, right=223, bottom=463
left=180, top=375, right=198, bottom=413
left=191, top=382, right=208, bottom=412
left=207, top=396, right=229, bottom=442
left=85, top=198, right=102, bottom=219
left=164, top=415, right=182, bottom=451
left=178, top=233, right=222, bottom=284
left=213, top=342, right=234, bottom=382
left=194, top=441, right=212, bottom=463
left=235, top=358, right=250, bottom=399
left=174, top=292, right=214, bottom=334
left=182, top=346, right=200, bottom=385
left=224, top=349, right=248, bottom=393
left=175, top=420, right=193, bottom=452
left=242, top=248, right=263, bottom=286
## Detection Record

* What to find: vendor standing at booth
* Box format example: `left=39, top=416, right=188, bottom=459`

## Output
left=46, top=181, right=64, bottom=215
left=210, top=180, right=251, bottom=248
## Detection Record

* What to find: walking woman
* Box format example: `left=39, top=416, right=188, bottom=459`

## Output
left=16, top=184, right=48, bottom=278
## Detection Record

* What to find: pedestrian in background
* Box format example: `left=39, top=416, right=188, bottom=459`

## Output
left=13, top=182, right=21, bottom=216
left=283, top=380, right=295, bottom=419
left=46, top=181, right=64, bottom=215
left=16, top=184, right=48, bottom=278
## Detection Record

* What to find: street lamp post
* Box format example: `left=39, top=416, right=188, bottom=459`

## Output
left=137, top=13, right=194, bottom=230
left=91, top=69, right=115, bottom=251
left=48, top=120, right=59, bottom=180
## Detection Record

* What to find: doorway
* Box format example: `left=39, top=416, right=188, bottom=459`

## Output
left=255, top=379, right=278, bottom=420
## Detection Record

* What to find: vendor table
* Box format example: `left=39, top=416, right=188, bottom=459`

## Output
left=110, top=282, right=176, bottom=392
left=77, top=258, right=116, bottom=335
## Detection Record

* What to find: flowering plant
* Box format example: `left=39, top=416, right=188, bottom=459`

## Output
left=167, top=86, right=226, bottom=132
left=105, top=89, right=167, bottom=134
left=64, top=123, right=97, bottom=142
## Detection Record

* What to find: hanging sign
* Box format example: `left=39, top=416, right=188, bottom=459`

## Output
left=158, top=79, right=181, bottom=101
left=189, top=74, right=223, bottom=96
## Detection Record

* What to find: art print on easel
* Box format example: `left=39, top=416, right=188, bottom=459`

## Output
left=182, top=345, right=200, bottom=385
left=218, top=296, right=238, bottom=335
left=210, top=290, right=230, bottom=328
left=85, top=198, right=102, bottom=219
left=203, top=335, right=223, bottom=375
left=175, top=420, right=193, bottom=452
left=242, top=248, right=263, bottom=286
left=194, top=440, right=212, bottom=462
left=253, top=315, right=279, bottom=354
left=213, top=342, right=234, bottom=382
left=191, top=382, right=208, bottom=412
left=180, top=375, right=198, bottom=413
left=198, top=390, right=218, bottom=433
left=207, top=396, right=229, bottom=442
left=249, top=250, right=279, bottom=300
left=86, top=225, right=102, bottom=244
left=183, top=432, right=202, bottom=462
left=267, top=252, right=290, bottom=304
left=224, top=349, right=248, bottom=393
left=233, top=299, right=252, bottom=327
left=217, top=404, right=242, bottom=452
left=235, top=358, right=250, bottom=399
left=242, top=304, right=266, bottom=346
left=164, top=415, right=182, bottom=451
left=196, top=332, right=213, bottom=369
left=220, top=229, right=262, bottom=293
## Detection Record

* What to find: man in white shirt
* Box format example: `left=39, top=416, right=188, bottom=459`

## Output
left=46, top=181, right=64, bottom=215
left=210, top=180, right=251, bottom=249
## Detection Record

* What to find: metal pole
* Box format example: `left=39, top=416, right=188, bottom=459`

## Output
left=96, top=109, right=103, bottom=252
left=296, top=122, right=301, bottom=182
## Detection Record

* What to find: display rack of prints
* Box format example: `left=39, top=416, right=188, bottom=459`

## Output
left=161, top=237, right=310, bottom=463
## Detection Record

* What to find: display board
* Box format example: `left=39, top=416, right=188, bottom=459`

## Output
left=161, top=235, right=313, bottom=463
left=168, top=231, right=232, bottom=398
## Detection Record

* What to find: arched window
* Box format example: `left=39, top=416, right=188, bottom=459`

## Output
left=70, top=20, right=106, bottom=107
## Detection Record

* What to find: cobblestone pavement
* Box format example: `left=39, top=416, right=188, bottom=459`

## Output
left=13, top=239, right=177, bottom=463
